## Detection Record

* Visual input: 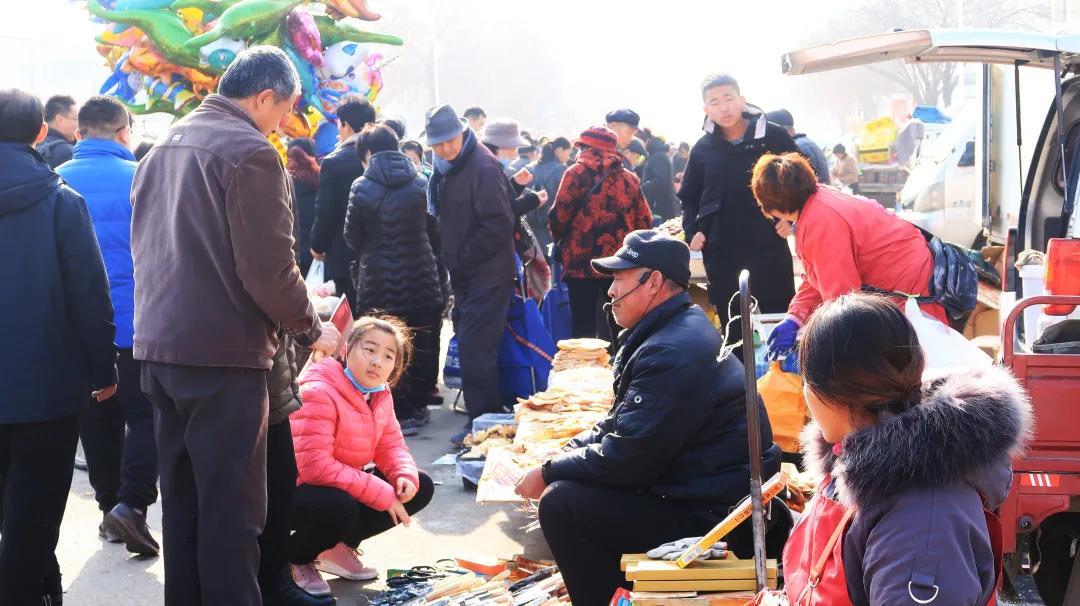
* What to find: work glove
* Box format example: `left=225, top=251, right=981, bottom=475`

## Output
left=766, top=317, right=801, bottom=361
left=646, top=537, right=727, bottom=561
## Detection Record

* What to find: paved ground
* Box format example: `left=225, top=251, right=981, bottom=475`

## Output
left=57, top=393, right=530, bottom=605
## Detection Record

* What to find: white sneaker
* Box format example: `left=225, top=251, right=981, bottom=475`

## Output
left=315, top=542, right=379, bottom=581
left=290, top=563, right=332, bottom=596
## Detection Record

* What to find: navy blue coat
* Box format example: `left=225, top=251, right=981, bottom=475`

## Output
left=0, top=143, right=117, bottom=423
left=544, top=292, right=781, bottom=505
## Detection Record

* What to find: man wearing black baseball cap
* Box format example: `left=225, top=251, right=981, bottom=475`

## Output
left=516, top=230, right=785, bottom=606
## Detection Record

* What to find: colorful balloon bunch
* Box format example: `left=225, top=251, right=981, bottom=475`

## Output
left=88, top=0, right=403, bottom=138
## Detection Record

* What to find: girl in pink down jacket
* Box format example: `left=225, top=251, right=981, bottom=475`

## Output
left=288, top=316, right=434, bottom=597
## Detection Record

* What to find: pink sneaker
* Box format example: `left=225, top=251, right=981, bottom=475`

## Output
left=290, top=563, right=332, bottom=596
left=316, top=543, right=379, bottom=581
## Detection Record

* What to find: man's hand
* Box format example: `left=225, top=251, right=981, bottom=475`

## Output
left=774, top=220, right=793, bottom=239
left=387, top=499, right=411, bottom=526
left=91, top=384, right=117, bottom=403
left=310, top=249, right=326, bottom=262
left=310, top=321, right=341, bottom=359
left=396, top=477, right=418, bottom=504
left=513, top=168, right=534, bottom=186
left=535, top=190, right=549, bottom=208
left=689, top=232, right=706, bottom=252
left=515, top=466, right=547, bottom=500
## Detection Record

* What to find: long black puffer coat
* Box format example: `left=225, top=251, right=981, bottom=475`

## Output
left=344, top=150, right=445, bottom=314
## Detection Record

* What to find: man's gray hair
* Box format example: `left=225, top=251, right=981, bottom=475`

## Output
left=218, top=46, right=300, bottom=102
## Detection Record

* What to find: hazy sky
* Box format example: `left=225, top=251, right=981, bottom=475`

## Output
left=3, top=0, right=873, bottom=144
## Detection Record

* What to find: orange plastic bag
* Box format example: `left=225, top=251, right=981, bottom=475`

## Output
left=757, top=361, right=808, bottom=453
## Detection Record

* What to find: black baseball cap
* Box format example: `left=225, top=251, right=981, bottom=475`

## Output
left=765, top=109, right=794, bottom=128
left=591, top=230, right=691, bottom=287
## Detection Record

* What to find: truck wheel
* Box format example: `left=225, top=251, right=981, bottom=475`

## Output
left=1034, top=523, right=1079, bottom=606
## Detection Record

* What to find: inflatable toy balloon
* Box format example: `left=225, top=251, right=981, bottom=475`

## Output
left=319, top=40, right=367, bottom=81
left=313, top=119, right=339, bottom=157
left=87, top=0, right=403, bottom=122
left=286, top=6, right=322, bottom=67
left=184, top=0, right=304, bottom=50
left=98, top=24, right=145, bottom=48
left=268, top=132, right=288, bottom=164
left=323, top=0, right=380, bottom=20
left=280, top=110, right=312, bottom=139
left=199, top=37, right=248, bottom=71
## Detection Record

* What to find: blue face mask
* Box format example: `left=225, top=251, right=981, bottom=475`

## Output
left=344, top=368, right=387, bottom=395
left=499, top=157, right=510, bottom=168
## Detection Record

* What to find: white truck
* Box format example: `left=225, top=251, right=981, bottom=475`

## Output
left=784, top=28, right=1080, bottom=604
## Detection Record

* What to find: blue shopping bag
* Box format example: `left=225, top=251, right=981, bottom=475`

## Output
left=443, top=334, right=462, bottom=390
left=540, top=260, right=573, bottom=344
left=498, top=291, right=556, bottom=406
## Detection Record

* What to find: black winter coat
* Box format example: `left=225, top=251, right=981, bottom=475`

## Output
left=312, top=139, right=363, bottom=280
left=345, top=151, right=445, bottom=314
left=544, top=292, right=781, bottom=505
left=267, top=331, right=300, bottom=426
left=528, top=160, right=566, bottom=252
left=678, top=108, right=799, bottom=316
left=292, top=176, right=318, bottom=277
left=37, top=128, right=74, bottom=169
left=642, top=138, right=681, bottom=221
left=0, top=143, right=117, bottom=423
left=437, top=143, right=516, bottom=291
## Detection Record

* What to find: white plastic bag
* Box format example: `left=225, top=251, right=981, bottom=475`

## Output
left=905, top=298, right=992, bottom=374
left=305, top=260, right=325, bottom=291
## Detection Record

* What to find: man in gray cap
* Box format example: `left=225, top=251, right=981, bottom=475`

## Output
left=424, top=104, right=516, bottom=444
left=515, top=230, right=784, bottom=606
left=606, top=108, right=641, bottom=171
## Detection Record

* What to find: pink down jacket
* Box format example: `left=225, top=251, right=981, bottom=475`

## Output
left=292, top=358, right=419, bottom=512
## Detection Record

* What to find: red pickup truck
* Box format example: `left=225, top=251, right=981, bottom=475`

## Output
left=783, top=29, right=1080, bottom=604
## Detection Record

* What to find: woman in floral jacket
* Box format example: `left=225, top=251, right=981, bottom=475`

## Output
left=549, top=126, right=653, bottom=339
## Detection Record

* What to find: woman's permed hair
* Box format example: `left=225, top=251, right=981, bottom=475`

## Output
left=751, top=152, right=819, bottom=216
left=798, top=293, right=925, bottom=420
left=345, top=315, right=414, bottom=388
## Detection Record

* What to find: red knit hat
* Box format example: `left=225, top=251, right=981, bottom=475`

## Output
left=575, top=126, right=618, bottom=152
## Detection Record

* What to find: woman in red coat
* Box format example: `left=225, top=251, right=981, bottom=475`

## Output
left=751, top=153, right=947, bottom=359
left=289, top=317, right=433, bottom=598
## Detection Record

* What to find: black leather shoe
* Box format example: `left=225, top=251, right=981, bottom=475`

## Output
left=262, top=568, right=336, bottom=606
left=98, top=518, right=122, bottom=543
left=104, top=503, right=160, bottom=556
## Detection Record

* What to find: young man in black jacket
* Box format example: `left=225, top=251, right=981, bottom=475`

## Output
left=311, top=94, right=376, bottom=310
left=0, top=88, right=118, bottom=605
left=678, top=74, right=799, bottom=326
left=516, top=231, right=784, bottom=606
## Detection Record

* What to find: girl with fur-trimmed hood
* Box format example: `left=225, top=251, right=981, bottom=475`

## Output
left=783, top=293, right=1031, bottom=605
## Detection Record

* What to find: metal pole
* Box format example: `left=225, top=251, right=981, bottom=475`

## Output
left=738, top=270, right=768, bottom=592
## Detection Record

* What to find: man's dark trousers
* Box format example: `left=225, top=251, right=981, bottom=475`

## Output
left=81, top=349, right=159, bottom=513
left=141, top=362, right=269, bottom=606
left=539, top=480, right=792, bottom=606
left=259, top=417, right=297, bottom=591
left=0, top=414, right=79, bottom=604
left=451, top=280, right=513, bottom=418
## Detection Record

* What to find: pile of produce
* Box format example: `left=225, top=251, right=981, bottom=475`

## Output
left=656, top=217, right=685, bottom=241
left=460, top=425, right=517, bottom=460
left=550, top=338, right=611, bottom=372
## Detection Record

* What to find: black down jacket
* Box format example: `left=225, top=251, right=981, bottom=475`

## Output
left=344, top=150, right=445, bottom=314
left=267, top=331, right=301, bottom=426
left=543, top=291, right=782, bottom=505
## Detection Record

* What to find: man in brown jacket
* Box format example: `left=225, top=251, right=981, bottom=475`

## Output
left=130, top=47, right=338, bottom=605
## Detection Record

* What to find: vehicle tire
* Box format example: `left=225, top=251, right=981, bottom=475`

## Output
left=1034, top=521, right=1079, bottom=606
left=74, top=439, right=87, bottom=471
